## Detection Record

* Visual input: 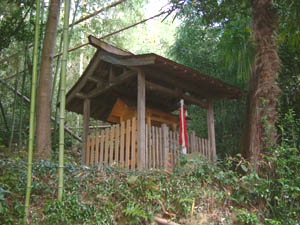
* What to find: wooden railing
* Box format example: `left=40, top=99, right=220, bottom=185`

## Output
left=85, top=119, right=211, bottom=169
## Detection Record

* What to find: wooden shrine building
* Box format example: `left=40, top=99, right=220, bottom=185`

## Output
left=65, top=35, right=245, bottom=169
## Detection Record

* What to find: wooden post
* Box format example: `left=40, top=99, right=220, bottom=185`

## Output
left=82, top=98, right=90, bottom=164
left=207, top=99, right=216, bottom=162
left=161, top=124, right=169, bottom=169
left=137, top=70, right=146, bottom=169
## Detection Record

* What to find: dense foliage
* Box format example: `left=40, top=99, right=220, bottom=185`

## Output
left=169, top=20, right=247, bottom=157
left=0, top=0, right=299, bottom=224
left=168, top=0, right=300, bottom=158
left=0, top=0, right=35, bottom=52
left=1, top=110, right=299, bottom=224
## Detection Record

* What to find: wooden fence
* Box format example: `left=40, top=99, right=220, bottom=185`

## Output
left=86, top=117, right=137, bottom=169
left=85, top=118, right=211, bottom=168
left=167, top=130, right=210, bottom=167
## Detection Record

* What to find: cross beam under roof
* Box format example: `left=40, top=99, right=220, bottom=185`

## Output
left=146, top=81, right=208, bottom=109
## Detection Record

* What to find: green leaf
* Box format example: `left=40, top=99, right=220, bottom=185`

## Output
left=241, top=165, right=248, bottom=172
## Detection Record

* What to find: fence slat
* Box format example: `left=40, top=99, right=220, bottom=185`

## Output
left=145, top=124, right=148, bottom=168
left=191, top=131, right=195, bottom=153
left=100, top=130, right=105, bottom=163
left=203, top=138, right=206, bottom=157
left=159, top=127, right=163, bottom=167
left=131, top=118, right=136, bottom=169
left=206, top=139, right=210, bottom=159
left=95, top=131, right=100, bottom=163
left=90, top=135, right=95, bottom=164
left=151, top=126, right=155, bottom=168
left=86, top=135, right=90, bottom=164
left=120, top=121, right=125, bottom=167
left=148, top=125, right=152, bottom=167
left=154, top=127, right=158, bottom=168
left=109, top=126, right=114, bottom=165
left=176, top=132, right=179, bottom=163
left=161, top=124, right=169, bottom=169
left=104, top=128, right=110, bottom=165
left=172, top=131, right=175, bottom=166
left=202, top=138, right=204, bottom=154
left=115, top=124, right=120, bottom=164
left=126, top=119, right=130, bottom=168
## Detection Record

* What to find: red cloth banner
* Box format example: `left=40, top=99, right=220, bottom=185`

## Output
left=180, top=99, right=187, bottom=154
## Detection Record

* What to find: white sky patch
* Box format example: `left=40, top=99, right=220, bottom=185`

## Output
left=145, top=0, right=169, bottom=17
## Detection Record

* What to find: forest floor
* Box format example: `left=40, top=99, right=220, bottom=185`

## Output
left=1, top=146, right=299, bottom=224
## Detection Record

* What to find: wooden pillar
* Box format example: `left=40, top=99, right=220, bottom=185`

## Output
left=82, top=98, right=90, bottom=164
left=161, top=124, right=169, bottom=169
left=207, top=99, right=216, bottom=162
left=137, top=70, right=146, bottom=169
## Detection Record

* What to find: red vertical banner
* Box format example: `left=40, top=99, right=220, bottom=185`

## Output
left=180, top=99, right=187, bottom=154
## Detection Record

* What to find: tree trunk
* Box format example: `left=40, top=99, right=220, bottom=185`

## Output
left=243, top=0, right=281, bottom=165
left=36, top=0, right=61, bottom=159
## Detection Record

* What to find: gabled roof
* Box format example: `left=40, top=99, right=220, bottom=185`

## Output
left=65, top=35, right=246, bottom=121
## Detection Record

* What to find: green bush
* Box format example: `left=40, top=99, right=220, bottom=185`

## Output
left=1, top=110, right=299, bottom=224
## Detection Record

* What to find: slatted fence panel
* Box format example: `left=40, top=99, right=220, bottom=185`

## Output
left=86, top=121, right=211, bottom=169
left=86, top=118, right=137, bottom=169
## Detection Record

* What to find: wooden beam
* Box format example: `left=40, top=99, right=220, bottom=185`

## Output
left=137, top=70, right=146, bottom=169
left=207, top=99, right=216, bottom=162
left=66, top=50, right=102, bottom=105
left=87, top=76, right=100, bottom=83
left=99, top=50, right=156, bottom=66
left=82, top=98, right=90, bottom=164
left=89, top=35, right=133, bottom=56
left=142, top=67, right=211, bottom=99
left=75, top=92, right=88, bottom=99
left=109, top=65, right=116, bottom=84
left=145, top=81, right=208, bottom=109
left=88, top=70, right=136, bottom=98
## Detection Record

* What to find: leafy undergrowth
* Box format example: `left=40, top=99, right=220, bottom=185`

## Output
left=1, top=144, right=300, bottom=225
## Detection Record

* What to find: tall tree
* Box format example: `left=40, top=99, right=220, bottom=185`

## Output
left=243, top=0, right=280, bottom=162
left=36, top=0, right=61, bottom=159
left=167, top=0, right=282, bottom=164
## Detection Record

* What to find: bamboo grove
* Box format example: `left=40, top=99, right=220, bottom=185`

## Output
left=0, top=0, right=299, bottom=223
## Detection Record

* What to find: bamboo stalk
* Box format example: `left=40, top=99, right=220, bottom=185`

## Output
left=58, top=0, right=71, bottom=202
left=24, top=0, right=41, bottom=222
left=18, top=49, right=28, bottom=147
left=53, top=11, right=167, bottom=58
left=9, top=73, right=19, bottom=151
left=0, top=98, right=9, bottom=131
left=69, top=0, right=124, bottom=28
left=0, top=0, right=124, bottom=65
left=3, top=70, right=27, bottom=81
left=53, top=0, right=81, bottom=142
left=51, top=0, right=81, bottom=107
